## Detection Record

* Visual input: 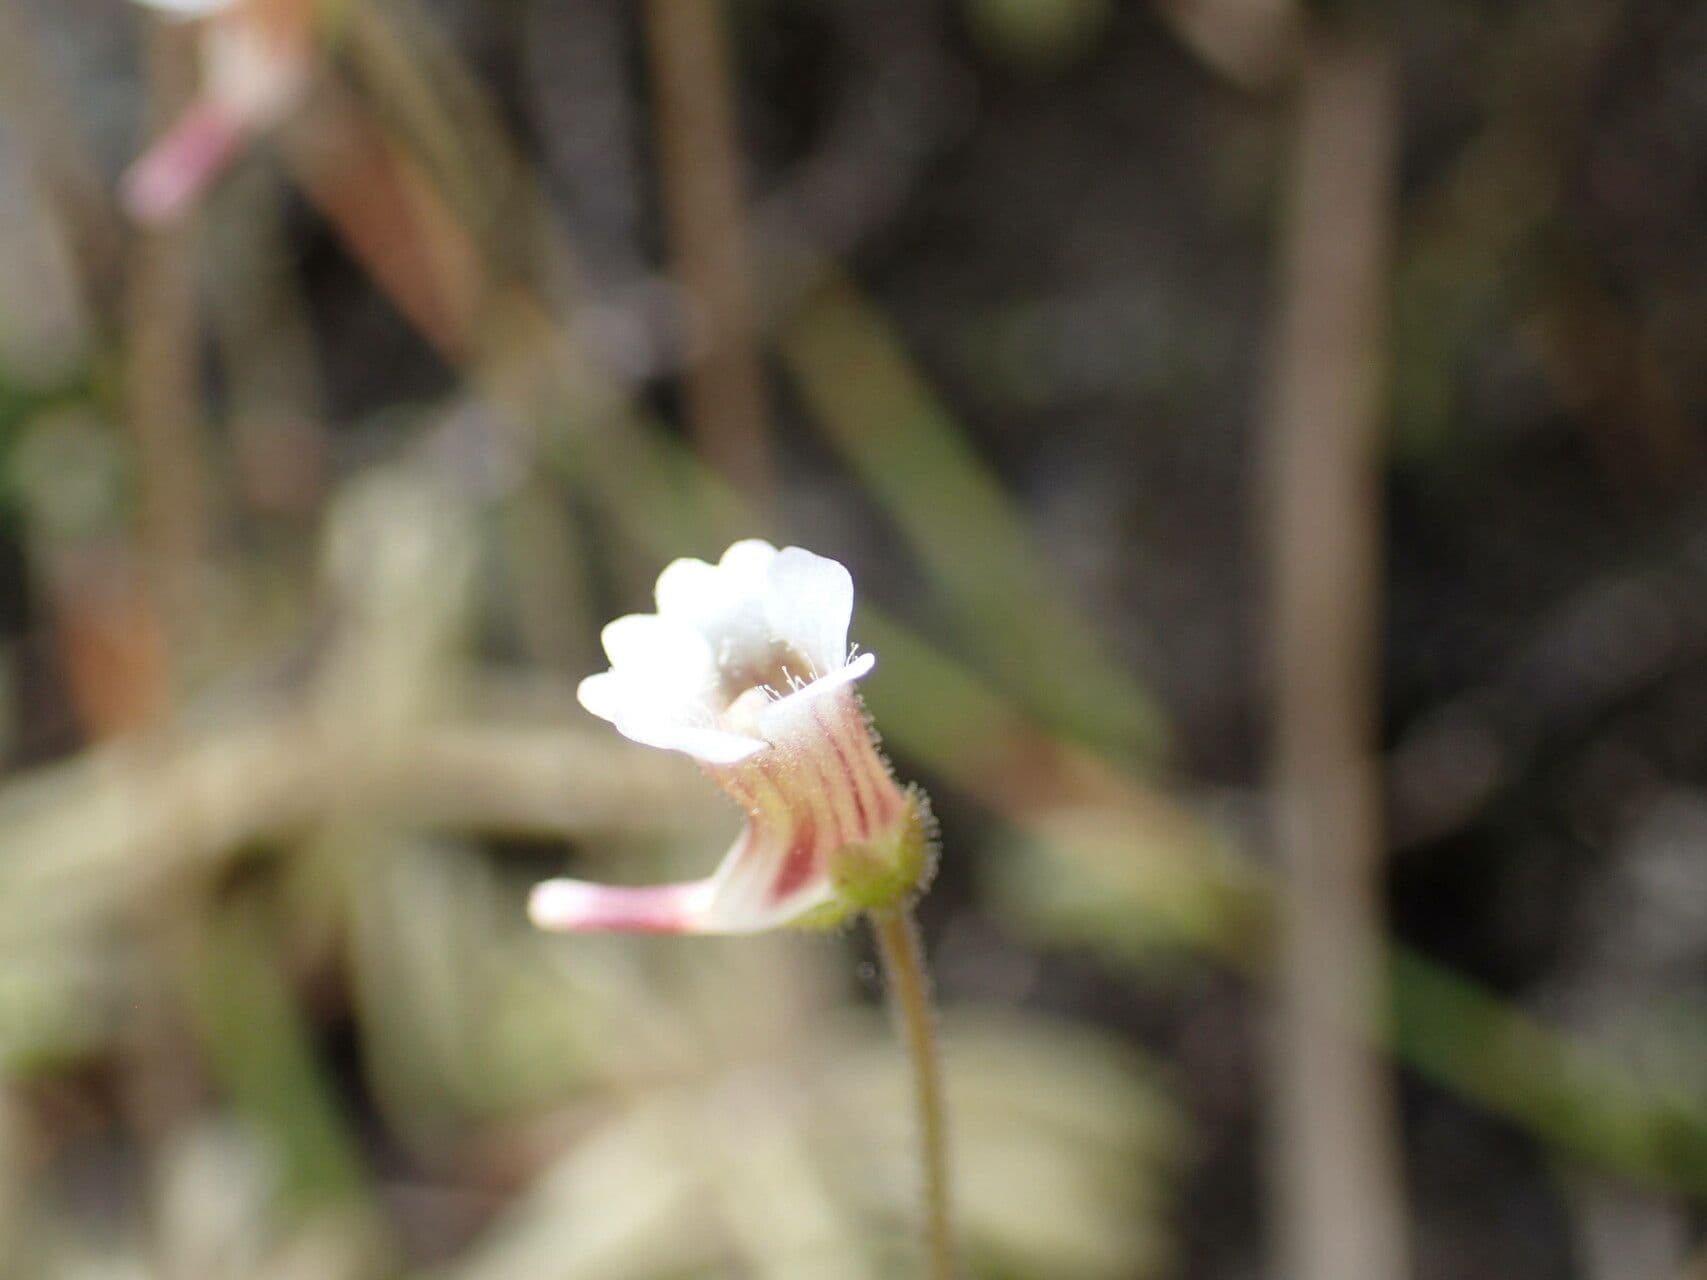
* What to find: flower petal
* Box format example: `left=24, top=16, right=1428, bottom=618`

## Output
left=574, top=671, right=626, bottom=724
left=717, top=538, right=779, bottom=587
left=764, top=547, right=854, bottom=677
left=754, top=651, right=875, bottom=741
left=601, top=613, right=713, bottom=683
left=653, top=556, right=721, bottom=622
left=618, top=719, right=767, bottom=764
left=581, top=672, right=764, bottom=761
left=655, top=542, right=780, bottom=682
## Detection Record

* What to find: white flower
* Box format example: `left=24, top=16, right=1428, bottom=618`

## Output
left=122, top=0, right=312, bottom=223
left=530, top=540, right=927, bottom=935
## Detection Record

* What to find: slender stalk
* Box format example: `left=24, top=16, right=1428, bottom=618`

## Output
left=870, top=906, right=955, bottom=1280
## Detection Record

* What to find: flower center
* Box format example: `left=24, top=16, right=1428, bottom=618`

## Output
left=715, top=639, right=812, bottom=707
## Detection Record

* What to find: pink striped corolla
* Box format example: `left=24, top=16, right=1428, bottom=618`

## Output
left=529, top=540, right=929, bottom=936
left=123, top=0, right=312, bottom=223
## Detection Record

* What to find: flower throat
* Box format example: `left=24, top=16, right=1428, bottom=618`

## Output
left=716, top=639, right=814, bottom=706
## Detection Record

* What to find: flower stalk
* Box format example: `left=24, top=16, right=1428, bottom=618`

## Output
left=872, top=905, right=956, bottom=1280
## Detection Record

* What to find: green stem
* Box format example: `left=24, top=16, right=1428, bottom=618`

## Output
left=871, top=905, right=956, bottom=1279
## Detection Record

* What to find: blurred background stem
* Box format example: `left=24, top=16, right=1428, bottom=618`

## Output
left=642, top=0, right=775, bottom=504
left=0, top=0, right=119, bottom=322
left=124, top=16, right=210, bottom=669
left=1262, top=23, right=1406, bottom=1280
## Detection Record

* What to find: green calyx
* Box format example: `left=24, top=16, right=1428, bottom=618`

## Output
left=828, top=786, right=938, bottom=913
left=785, top=787, right=939, bottom=931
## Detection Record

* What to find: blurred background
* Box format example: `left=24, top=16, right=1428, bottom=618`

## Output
left=0, top=0, right=1704, bottom=1277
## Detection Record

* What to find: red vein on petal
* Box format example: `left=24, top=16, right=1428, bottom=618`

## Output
left=813, top=701, right=871, bottom=836
left=837, top=695, right=899, bottom=826
left=770, top=810, right=818, bottom=902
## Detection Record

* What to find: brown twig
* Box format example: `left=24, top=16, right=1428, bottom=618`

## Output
left=281, top=80, right=483, bottom=363
left=205, top=166, right=330, bottom=520
left=120, top=16, right=211, bottom=690
left=0, top=0, right=124, bottom=316
left=642, top=0, right=775, bottom=502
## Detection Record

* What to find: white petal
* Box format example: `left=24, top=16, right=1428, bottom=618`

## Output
left=583, top=668, right=765, bottom=761
left=656, top=543, right=780, bottom=626
left=575, top=671, right=625, bottom=724
left=601, top=613, right=713, bottom=681
left=655, top=543, right=778, bottom=681
left=717, top=539, right=779, bottom=588
left=581, top=665, right=718, bottom=731
left=754, top=652, right=875, bottom=741
left=764, top=547, right=855, bottom=676
left=617, top=719, right=767, bottom=764
left=653, top=557, right=721, bottom=622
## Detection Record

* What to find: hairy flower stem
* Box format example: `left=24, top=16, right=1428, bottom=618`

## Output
left=871, top=905, right=955, bottom=1279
